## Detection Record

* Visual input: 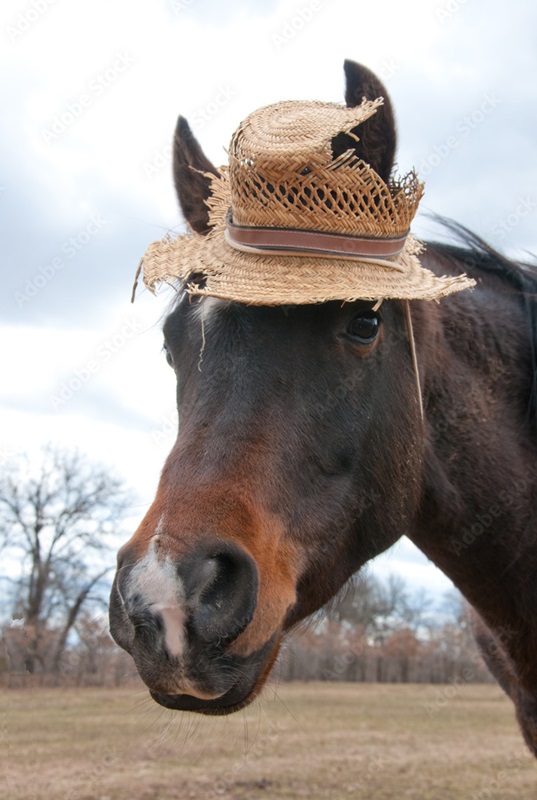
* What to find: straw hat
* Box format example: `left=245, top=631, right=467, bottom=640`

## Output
left=137, top=97, right=475, bottom=305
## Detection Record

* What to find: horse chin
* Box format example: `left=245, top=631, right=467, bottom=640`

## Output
left=150, top=683, right=259, bottom=716
left=149, top=631, right=281, bottom=715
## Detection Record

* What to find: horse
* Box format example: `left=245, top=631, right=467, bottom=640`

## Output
left=109, top=60, right=537, bottom=756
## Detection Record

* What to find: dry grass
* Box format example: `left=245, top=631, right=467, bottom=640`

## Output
left=2, top=682, right=536, bottom=799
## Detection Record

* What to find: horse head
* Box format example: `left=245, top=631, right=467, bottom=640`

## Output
left=109, top=62, right=446, bottom=713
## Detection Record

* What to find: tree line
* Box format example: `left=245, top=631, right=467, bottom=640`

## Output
left=0, top=446, right=134, bottom=686
left=278, top=575, right=491, bottom=685
left=1, top=446, right=491, bottom=688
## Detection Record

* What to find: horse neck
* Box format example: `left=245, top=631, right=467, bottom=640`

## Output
left=410, top=270, right=537, bottom=676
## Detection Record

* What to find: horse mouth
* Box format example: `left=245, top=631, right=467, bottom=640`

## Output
left=149, top=632, right=281, bottom=715
left=150, top=683, right=256, bottom=715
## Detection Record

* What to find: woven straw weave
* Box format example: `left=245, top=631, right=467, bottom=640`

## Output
left=137, top=98, right=475, bottom=305
left=227, top=99, right=421, bottom=237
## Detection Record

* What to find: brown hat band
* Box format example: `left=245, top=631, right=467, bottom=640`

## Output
left=225, top=212, right=409, bottom=260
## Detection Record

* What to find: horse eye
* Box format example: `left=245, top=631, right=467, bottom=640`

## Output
left=345, top=311, right=380, bottom=344
left=162, top=343, right=174, bottom=368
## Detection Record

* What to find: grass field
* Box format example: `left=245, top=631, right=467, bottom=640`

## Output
left=2, top=682, right=536, bottom=799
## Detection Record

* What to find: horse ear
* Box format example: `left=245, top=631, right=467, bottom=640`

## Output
left=173, top=116, right=219, bottom=235
left=331, top=60, right=397, bottom=183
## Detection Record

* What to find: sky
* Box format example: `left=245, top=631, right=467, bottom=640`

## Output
left=2, top=0, right=536, bottom=605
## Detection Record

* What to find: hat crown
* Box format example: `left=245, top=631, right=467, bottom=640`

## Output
left=230, top=98, right=379, bottom=165
left=138, top=93, right=475, bottom=306
left=225, top=98, right=423, bottom=238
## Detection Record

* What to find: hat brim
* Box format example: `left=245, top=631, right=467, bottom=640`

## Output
left=139, top=177, right=475, bottom=305
left=141, top=231, right=475, bottom=305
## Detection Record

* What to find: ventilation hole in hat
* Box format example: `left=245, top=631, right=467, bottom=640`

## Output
left=287, top=191, right=296, bottom=205
left=316, top=188, right=333, bottom=211
left=330, top=190, right=340, bottom=209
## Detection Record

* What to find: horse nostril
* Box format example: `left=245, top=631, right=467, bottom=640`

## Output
left=179, top=542, right=258, bottom=645
left=199, top=554, right=234, bottom=611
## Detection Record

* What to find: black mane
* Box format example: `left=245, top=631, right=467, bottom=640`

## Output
left=429, top=218, right=537, bottom=434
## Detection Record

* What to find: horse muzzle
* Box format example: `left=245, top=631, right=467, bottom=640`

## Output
left=108, top=535, right=281, bottom=713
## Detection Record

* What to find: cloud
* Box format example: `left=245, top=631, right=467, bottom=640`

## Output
left=1, top=0, right=536, bottom=597
left=0, top=104, right=177, bottom=327
left=165, top=0, right=279, bottom=24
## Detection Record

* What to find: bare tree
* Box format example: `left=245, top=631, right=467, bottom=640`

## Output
left=0, top=445, right=132, bottom=674
left=330, top=571, right=430, bottom=640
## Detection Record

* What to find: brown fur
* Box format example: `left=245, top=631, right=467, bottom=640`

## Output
left=110, top=63, right=537, bottom=751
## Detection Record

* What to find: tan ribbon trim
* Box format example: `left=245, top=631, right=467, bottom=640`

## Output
left=226, top=213, right=409, bottom=259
